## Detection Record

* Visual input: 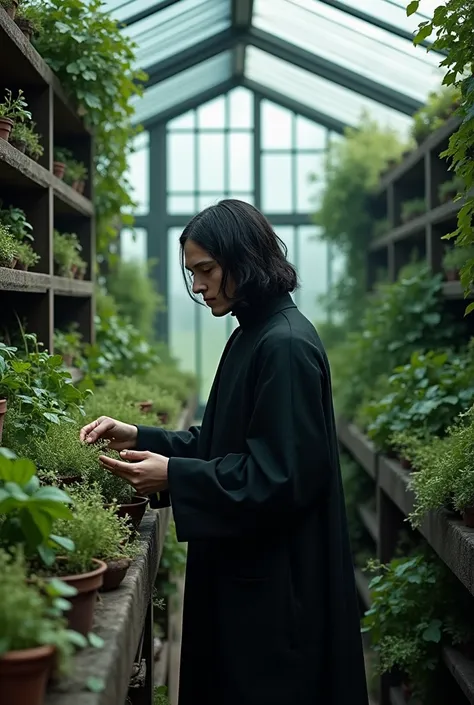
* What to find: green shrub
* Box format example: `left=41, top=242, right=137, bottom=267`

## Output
left=107, top=260, right=164, bottom=340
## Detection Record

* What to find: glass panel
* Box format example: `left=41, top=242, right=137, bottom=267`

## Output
left=167, top=133, right=195, bottom=192
left=124, top=0, right=231, bottom=69
left=228, top=193, right=254, bottom=205
left=199, top=305, right=228, bottom=403
left=198, top=133, right=225, bottom=190
left=296, top=226, right=327, bottom=323
left=120, top=227, right=147, bottom=263
left=333, top=0, right=440, bottom=34
left=126, top=133, right=149, bottom=215
left=252, top=0, right=443, bottom=101
left=261, top=101, right=292, bottom=149
left=229, top=88, right=253, bottom=129
left=262, top=154, right=293, bottom=212
left=198, top=96, right=226, bottom=128
left=197, top=194, right=224, bottom=210
left=169, top=111, right=195, bottom=130
left=246, top=47, right=413, bottom=136
left=168, top=195, right=196, bottom=214
left=133, top=52, right=232, bottom=124
left=274, top=226, right=295, bottom=267
left=297, top=153, right=325, bottom=212
left=229, top=133, right=252, bottom=191
left=296, top=117, right=327, bottom=150
left=168, top=227, right=196, bottom=374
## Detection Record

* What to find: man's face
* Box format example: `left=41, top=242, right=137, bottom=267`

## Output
left=184, top=239, right=234, bottom=317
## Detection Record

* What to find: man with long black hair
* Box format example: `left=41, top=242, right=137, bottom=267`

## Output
left=81, top=199, right=368, bottom=705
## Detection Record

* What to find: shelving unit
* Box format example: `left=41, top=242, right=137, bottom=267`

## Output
left=0, top=8, right=94, bottom=350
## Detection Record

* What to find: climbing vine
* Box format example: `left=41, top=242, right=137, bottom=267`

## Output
left=408, top=0, right=474, bottom=311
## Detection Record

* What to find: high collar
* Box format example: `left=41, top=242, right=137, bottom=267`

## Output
left=232, top=293, right=296, bottom=329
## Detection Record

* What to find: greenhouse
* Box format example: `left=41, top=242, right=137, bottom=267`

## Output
left=1, top=1, right=474, bottom=705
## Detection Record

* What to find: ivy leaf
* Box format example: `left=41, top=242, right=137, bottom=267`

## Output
left=414, top=24, right=433, bottom=45
left=406, top=1, right=420, bottom=16
left=422, top=620, right=442, bottom=643
left=86, top=676, right=105, bottom=693
left=88, top=632, right=105, bottom=649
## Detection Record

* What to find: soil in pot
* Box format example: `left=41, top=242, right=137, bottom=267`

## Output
left=53, top=558, right=107, bottom=636
left=0, top=398, right=7, bottom=443
left=0, top=117, right=14, bottom=141
left=446, top=269, right=459, bottom=282
left=15, top=18, right=34, bottom=41
left=463, top=507, right=474, bottom=528
left=0, top=644, right=55, bottom=705
left=53, top=161, right=66, bottom=179
left=100, top=557, right=132, bottom=592
left=110, top=495, right=148, bottom=530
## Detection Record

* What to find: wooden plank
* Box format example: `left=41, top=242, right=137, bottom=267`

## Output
left=0, top=267, right=50, bottom=293
left=337, top=419, right=377, bottom=479
left=378, top=455, right=474, bottom=597
left=0, top=7, right=53, bottom=87
left=52, top=277, right=94, bottom=297
left=0, top=139, right=50, bottom=189
left=443, top=646, right=474, bottom=704
left=358, top=503, right=379, bottom=543
left=54, top=178, right=94, bottom=217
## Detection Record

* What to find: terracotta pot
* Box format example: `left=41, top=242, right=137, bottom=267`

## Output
left=463, top=507, right=474, bottom=528
left=15, top=260, right=28, bottom=272
left=139, top=401, right=153, bottom=413
left=157, top=411, right=169, bottom=425
left=446, top=269, right=459, bottom=282
left=0, top=398, right=6, bottom=443
left=0, top=117, right=14, bottom=142
left=0, top=644, right=55, bottom=705
left=113, top=495, right=148, bottom=530
left=70, top=264, right=78, bottom=278
left=62, top=353, right=74, bottom=367
left=76, top=269, right=85, bottom=280
left=10, top=138, right=26, bottom=153
left=56, top=558, right=107, bottom=636
left=53, top=161, right=65, bottom=179
left=72, top=180, right=85, bottom=195
left=10, top=257, right=18, bottom=269
left=15, top=18, right=34, bottom=41
left=100, top=557, right=131, bottom=592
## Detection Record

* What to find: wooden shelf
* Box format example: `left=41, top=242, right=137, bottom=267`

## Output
left=0, top=267, right=50, bottom=293
left=443, top=647, right=474, bottom=704
left=337, top=419, right=378, bottom=479
left=54, top=177, right=94, bottom=217
left=358, top=503, right=378, bottom=543
left=0, top=139, right=50, bottom=189
left=354, top=567, right=372, bottom=609
left=53, top=277, right=94, bottom=297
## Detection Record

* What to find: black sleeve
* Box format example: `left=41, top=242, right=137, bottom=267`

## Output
left=134, top=425, right=201, bottom=509
left=167, top=332, right=332, bottom=541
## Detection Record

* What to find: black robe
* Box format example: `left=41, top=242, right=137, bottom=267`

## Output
left=137, top=293, right=368, bottom=705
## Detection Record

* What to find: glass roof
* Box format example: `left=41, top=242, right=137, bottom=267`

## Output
left=246, top=47, right=413, bottom=135
left=132, top=51, right=233, bottom=124
left=252, top=0, right=443, bottom=102
left=104, top=0, right=445, bottom=129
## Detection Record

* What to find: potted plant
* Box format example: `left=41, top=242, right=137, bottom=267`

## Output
left=0, top=548, right=79, bottom=705
left=0, top=343, right=19, bottom=443
left=64, top=158, right=88, bottom=194
left=442, top=245, right=474, bottom=282
left=14, top=240, right=40, bottom=271
left=0, top=223, right=18, bottom=268
left=0, top=203, right=33, bottom=242
left=438, top=175, right=464, bottom=204
left=372, top=218, right=390, bottom=239
left=75, top=259, right=87, bottom=280
left=10, top=121, right=43, bottom=160
left=53, top=229, right=77, bottom=277
left=53, top=326, right=83, bottom=367
left=53, top=147, right=72, bottom=180
left=0, top=0, right=19, bottom=20
left=0, top=88, right=31, bottom=142
left=14, top=3, right=42, bottom=41
left=400, top=198, right=426, bottom=224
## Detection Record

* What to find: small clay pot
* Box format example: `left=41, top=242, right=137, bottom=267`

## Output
left=55, top=558, right=107, bottom=636
left=10, top=138, right=26, bottom=153
left=0, top=644, right=55, bottom=705
left=113, top=495, right=148, bottom=530
left=15, top=260, right=29, bottom=272
left=0, top=398, right=6, bottom=443
left=0, top=117, right=14, bottom=142
left=139, top=401, right=153, bottom=413
left=70, top=264, right=78, bottom=278
left=15, top=18, right=35, bottom=41
left=72, top=180, right=85, bottom=195
left=76, top=269, right=85, bottom=280
left=446, top=269, right=459, bottom=282
left=100, top=558, right=132, bottom=592
left=53, top=161, right=66, bottom=179
left=4, top=0, right=19, bottom=19
left=463, top=507, right=474, bottom=528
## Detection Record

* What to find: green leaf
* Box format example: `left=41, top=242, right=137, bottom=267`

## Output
left=88, top=632, right=105, bottom=649
left=423, top=620, right=442, bottom=643
left=414, top=24, right=433, bottom=45
left=406, top=1, right=419, bottom=16
left=33, top=486, right=74, bottom=504
left=48, top=578, right=78, bottom=598
left=86, top=677, right=106, bottom=693
left=50, top=534, right=75, bottom=552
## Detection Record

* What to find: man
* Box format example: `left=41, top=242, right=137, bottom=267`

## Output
left=81, top=199, right=368, bottom=705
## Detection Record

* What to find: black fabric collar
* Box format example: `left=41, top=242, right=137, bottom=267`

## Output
left=231, top=293, right=296, bottom=329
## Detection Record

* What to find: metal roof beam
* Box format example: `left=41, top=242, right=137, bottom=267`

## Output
left=241, top=77, right=347, bottom=134
left=247, top=28, right=422, bottom=115
left=137, top=77, right=239, bottom=129
left=231, top=0, right=253, bottom=76
left=316, top=0, right=445, bottom=55
left=144, top=27, right=242, bottom=88
left=121, top=0, right=181, bottom=26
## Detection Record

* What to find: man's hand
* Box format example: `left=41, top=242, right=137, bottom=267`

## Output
left=99, top=449, right=169, bottom=496
left=80, top=416, right=138, bottom=451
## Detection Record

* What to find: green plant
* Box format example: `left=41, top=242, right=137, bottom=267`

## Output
left=30, top=0, right=146, bottom=258
left=15, top=2, right=43, bottom=33
left=372, top=217, right=390, bottom=239
left=54, top=483, right=135, bottom=574
left=363, top=551, right=471, bottom=700
left=438, top=174, right=464, bottom=203
left=400, top=197, right=425, bottom=223
left=54, top=230, right=84, bottom=277
left=0, top=89, right=31, bottom=122
left=442, top=245, right=474, bottom=273
left=10, top=121, right=44, bottom=160
left=15, top=240, right=40, bottom=269
left=410, top=85, right=460, bottom=144
left=0, top=450, right=74, bottom=566
left=54, top=146, right=72, bottom=164
left=407, top=2, right=474, bottom=311
left=0, top=548, right=80, bottom=673
left=154, top=685, right=170, bottom=705
left=363, top=348, right=474, bottom=452
left=0, top=204, right=33, bottom=242
left=0, top=0, right=17, bottom=10
left=63, top=158, right=88, bottom=186
left=0, top=224, right=18, bottom=267
left=54, top=325, right=83, bottom=366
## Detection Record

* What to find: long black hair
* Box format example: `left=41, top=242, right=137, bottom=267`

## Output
left=179, top=199, right=298, bottom=304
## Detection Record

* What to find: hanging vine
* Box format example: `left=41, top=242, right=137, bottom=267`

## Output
left=408, top=0, right=474, bottom=311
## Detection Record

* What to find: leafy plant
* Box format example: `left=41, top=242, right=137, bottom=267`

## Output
left=363, top=550, right=471, bottom=700
left=0, top=223, right=18, bottom=267
left=442, top=245, right=474, bottom=273
left=438, top=174, right=464, bottom=203
left=54, top=230, right=85, bottom=277
left=54, top=325, right=83, bottom=367
left=154, top=685, right=170, bottom=705
left=0, top=450, right=74, bottom=566
left=10, top=121, right=44, bottom=160
left=15, top=240, right=40, bottom=269
left=363, top=348, right=474, bottom=452
left=0, top=89, right=31, bottom=122
left=0, top=204, right=33, bottom=242
left=372, top=217, right=390, bottom=239
left=54, top=146, right=72, bottom=165
left=400, top=197, right=425, bottom=223
left=410, top=85, right=460, bottom=145
left=15, top=2, right=43, bottom=33
left=63, top=157, right=88, bottom=186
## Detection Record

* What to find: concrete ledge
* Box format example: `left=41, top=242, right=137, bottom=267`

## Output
left=337, top=419, right=378, bottom=480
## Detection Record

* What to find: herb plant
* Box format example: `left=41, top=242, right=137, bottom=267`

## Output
left=15, top=240, right=40, bottom=269
left=0, top=204, right=33, bottom=242
left=400, top=197, right=425, bottom=223
left=0, top=89, right=31, bottom=122
left=10, top=121, right=44, bottom=160
left=0, top=224, right=18, bottom=266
